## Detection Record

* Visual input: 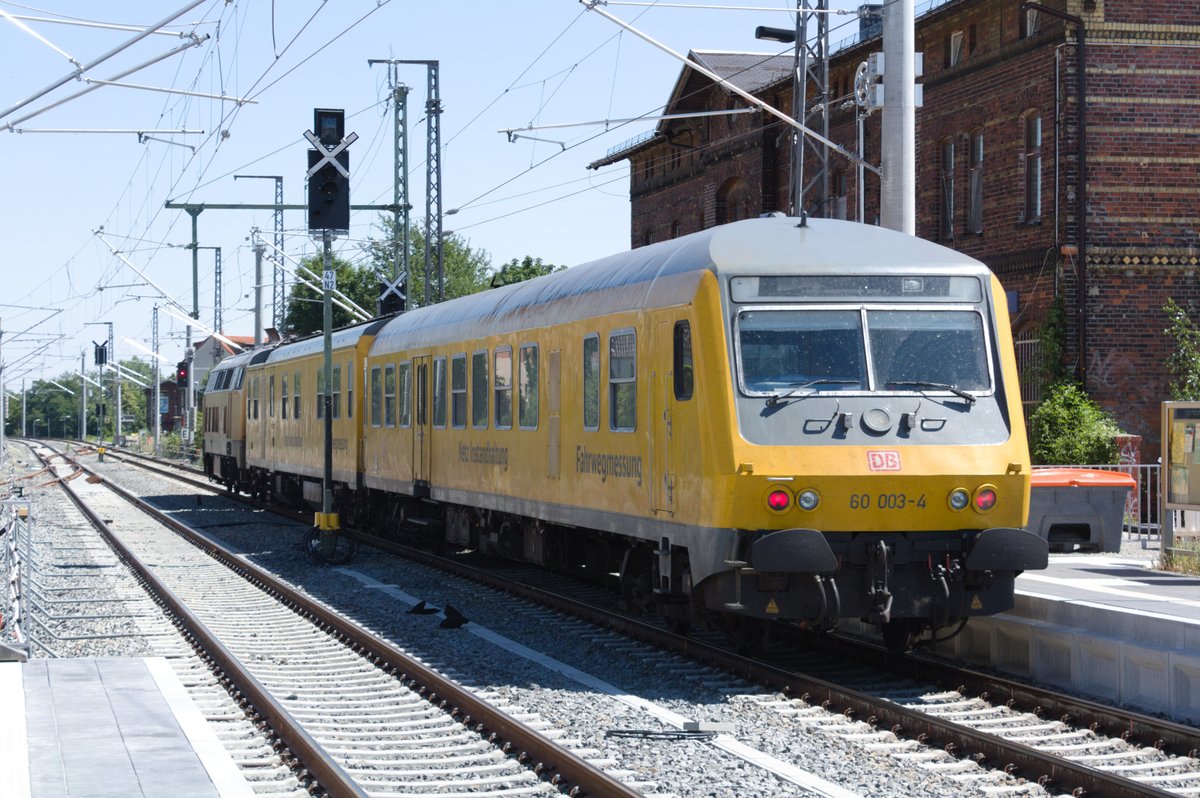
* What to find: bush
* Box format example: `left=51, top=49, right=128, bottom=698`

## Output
left=1028, top=382, right=1121, bottom=465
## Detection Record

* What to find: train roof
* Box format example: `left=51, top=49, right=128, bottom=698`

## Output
left=368, top=216, right=987, bottom=354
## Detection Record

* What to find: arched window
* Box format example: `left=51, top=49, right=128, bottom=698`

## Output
left=715, top=177, right=751, bottom=225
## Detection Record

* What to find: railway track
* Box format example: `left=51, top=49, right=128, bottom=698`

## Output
left=90, top=443, right=1200, bottom=796
left=28, top=441, right=636, bottom=798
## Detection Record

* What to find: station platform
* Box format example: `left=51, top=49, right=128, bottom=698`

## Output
left=933, top=544, right=1200, bottom=725
left=0, top=657, right=253, bottom=798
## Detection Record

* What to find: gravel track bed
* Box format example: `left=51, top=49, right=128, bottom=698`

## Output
left=84, top=451, right=1070, bottom=798
left=8, top=443, right=308, bottom=797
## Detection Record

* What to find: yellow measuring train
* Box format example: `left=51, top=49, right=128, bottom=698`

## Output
left=204, top=215, right=1047, bottom=650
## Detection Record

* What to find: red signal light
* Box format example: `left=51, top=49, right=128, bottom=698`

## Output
left=767, top=489, right=791, bottom=512
left=974, top=489, right=997, bottom=511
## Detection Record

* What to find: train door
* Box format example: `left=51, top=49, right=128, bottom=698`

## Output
left=651, top=320, right=676, bottom=514
left=413, top=356, right=431, bottom=489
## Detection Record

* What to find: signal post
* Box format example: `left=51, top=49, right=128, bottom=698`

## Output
left=307, top=108, right=355, bottom=562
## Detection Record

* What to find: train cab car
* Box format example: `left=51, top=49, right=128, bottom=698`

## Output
left=242, top=319, right=388, bottom=507
left=202, top=350, right=253, bottom=488
left=358, top=214, right=1047, bottom=649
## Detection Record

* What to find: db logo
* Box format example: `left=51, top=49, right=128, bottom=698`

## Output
left=867, top=450, right=901, bottom=472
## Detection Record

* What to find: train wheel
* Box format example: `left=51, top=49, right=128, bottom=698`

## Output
left=880, top=619, right=920, bottom=654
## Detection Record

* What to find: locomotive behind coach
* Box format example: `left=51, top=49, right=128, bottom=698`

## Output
left=204, top=215, right=1047, bottom=649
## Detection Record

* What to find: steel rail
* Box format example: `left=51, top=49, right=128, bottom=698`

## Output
left=108, top=443, right=1196, bottom=796
left=350, top=531, right=1184, bottom=798
left=54, top=444, right=640, bottom=798
left=29, top=444, right=370, bottom=798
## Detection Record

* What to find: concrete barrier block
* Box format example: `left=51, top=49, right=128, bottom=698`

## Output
left=1121, top=645, right=1172, bottom=716
left=993, top=620, right=1033, bottom=677
left=1030, top=623, right=1074, bottom=689
left=1169, top=652, right=1200, bottom=726
left=1073, top=633, right=1122, bottom=699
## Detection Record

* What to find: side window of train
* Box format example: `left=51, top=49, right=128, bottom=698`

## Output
left=674, top=321, right=694, bottom=400
left=471, top=351, right=488, bottom=429
left=451, top=354, right=467, bottom=429
left=235, top=366, right=245, bottom=390
left=253, top=377, right=260, bottom=420
left=332, top=365, right=342, bottom=420
left=247, top=377, right=252, bottom=419
left=269, top=375, right=275, bottom=418
left=416, top=362, right=428, bottom=426
left=610, top=330, right=636, bottom=432
left=282, top=374, right=289, bottom=419
left=346, top=359, right=353, bottom=419
left=316, top=368, right=325, bottom=420
left=519, top=343, right=538, bottom=430
left=383, top=365, right=396, bottom=427
left=371, top=366, right=383, bottom=427
left=398, top=361, right=412, bottom=428
left=583, top=334, right=600, bottom=431
left=432, top=356, right=447, bottom=429
left=293, top=371, right=301, bottom=419
left=495, top=346, right=513, bottom=430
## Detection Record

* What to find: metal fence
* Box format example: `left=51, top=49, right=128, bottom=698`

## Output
left=1, top=499, right=32, bottom=654
left=1032, top=463, right=1162, bottom=544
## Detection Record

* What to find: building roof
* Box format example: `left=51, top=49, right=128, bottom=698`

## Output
left=589, top=50, right=791, bottom=169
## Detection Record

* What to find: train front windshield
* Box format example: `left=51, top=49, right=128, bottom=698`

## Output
left=735, top=307, right=991, bottom=396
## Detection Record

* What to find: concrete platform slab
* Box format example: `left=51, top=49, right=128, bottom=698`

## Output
left=0, top=658, right=252, bottom=798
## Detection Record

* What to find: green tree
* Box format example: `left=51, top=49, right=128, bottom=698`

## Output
left=1164, top=298, right=1200, bottom=400
left=363, top=215, right=492, bottom=310
left=283, top=254, right=378, bottom=337
left=1028, top=382, right=1121, bottom=465
left=489, top=255, right=564, bottom=288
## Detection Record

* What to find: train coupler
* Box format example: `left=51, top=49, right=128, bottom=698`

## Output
left=866, top=539, right=894, bottom=625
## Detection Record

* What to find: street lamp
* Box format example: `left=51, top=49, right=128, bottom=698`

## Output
left=756, top=20, right=804, bottom=216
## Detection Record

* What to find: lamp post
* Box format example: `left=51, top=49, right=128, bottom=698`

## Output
left=756, top=18, right=804, bottom=216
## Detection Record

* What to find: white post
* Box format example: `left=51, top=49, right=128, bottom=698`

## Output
left=880, top=0, right=915, bottom=235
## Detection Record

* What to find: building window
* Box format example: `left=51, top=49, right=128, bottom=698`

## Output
left=716, top=177, right=750, bottom=224
left=494, top=347, right=513, bottom=429
left=940, top=138, right=955, bottom=239
left=398, top=362, right=411, bottom=428
left=583, top=334, right=600, bottom=431
left=833, top=170, right=848, bottom=220
left=1023, top=115, right=1041, bottom=222
left=674, top=321, right=693, bottom=401
left=609, top=330, right=636, bottom=432
left=518, top=344, right=538, bottom=430
left=1023, top=7, right=1041, bottom=38
left=945, top=30, right=964, bottom=67
left=968, top=131, right=984, bottom=234
left=472, top=351, right=488, bottom=429
left=451, top=353, right=467, bottom=429
left=432, top=356, right=446, bottom=429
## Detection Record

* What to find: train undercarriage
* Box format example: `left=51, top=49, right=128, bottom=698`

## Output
left=207, top=464, right=1043, bottom=653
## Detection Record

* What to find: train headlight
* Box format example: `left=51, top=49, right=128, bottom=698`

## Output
left=973, top=485, right=998, bottom=513
left=797, top=489, right=820, bottom=511
left=766, top=488, right=792, bottom=512
left=948, top=488, right=970, bottom=511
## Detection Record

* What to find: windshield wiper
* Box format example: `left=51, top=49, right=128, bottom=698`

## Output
left=885, top=380, right=976, bottom=405
left=765, top=378, right=857, bottom=407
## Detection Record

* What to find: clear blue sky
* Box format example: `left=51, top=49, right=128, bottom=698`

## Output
left=2, top=0, right=865, bottom=385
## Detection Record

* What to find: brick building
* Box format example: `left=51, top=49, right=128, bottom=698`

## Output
left=590, top=0, right=1200, bottom=458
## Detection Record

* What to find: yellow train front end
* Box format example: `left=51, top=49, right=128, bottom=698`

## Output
left=685, top=219, right=1047, bottom=648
